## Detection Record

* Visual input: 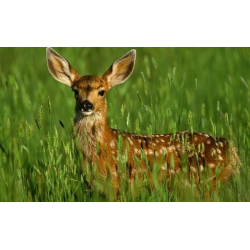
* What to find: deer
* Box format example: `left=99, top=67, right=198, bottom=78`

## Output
left=46, top=47, right=241, bottom=200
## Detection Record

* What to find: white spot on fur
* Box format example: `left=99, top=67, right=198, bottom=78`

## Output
left=190, top=166, right=197, bottom=173
left=134, top=148, right=141, bottom=154
left=199, top=165, right=204, bottom=172
left=208, top=163, right=215, bottom=168
left=216, top=149, right=222, bottom=154
left=194, top=136, right=198, bottom=141
left=127, top=137, right=134, bottom=146
left=110, top=140, right=115, bottom=149
left=168, top=146, right=176, bottom=152
left=148, top=149, right=153, bottom=155
left=204, top=134, right=209, bottom=138
left=170, top=169, right=176, bottom=174
left=218, top=155, right=223, bottom=161
left=161, top=165, right=167, bottom=171
left=207, top=140, right=211, bottom=144
left=219, top=142, right=224, bottom=147
left=111, top=171, right=118, bottom=178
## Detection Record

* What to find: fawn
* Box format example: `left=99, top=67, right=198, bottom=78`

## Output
left=46, top=48, right=241, bottom=199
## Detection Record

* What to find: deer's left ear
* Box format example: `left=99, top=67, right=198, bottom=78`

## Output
left=103, top=50, right=136, bottom=88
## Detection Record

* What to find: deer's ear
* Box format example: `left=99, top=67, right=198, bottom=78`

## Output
left=103, top=50, right=136, bottom=88
left=46, top=47, right=80, bottom=86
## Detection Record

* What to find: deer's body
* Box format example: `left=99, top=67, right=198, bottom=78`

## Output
left=46, top=48, right=240, bottom=196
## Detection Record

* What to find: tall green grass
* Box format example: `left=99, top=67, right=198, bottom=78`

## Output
left=0, top=47, right=249, bottom=201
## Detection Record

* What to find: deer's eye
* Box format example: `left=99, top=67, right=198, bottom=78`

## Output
left=73, top=89, right=79, bottom=98
left=98, top=90, right=105, bottom=97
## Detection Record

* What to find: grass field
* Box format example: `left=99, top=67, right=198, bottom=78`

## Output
left=0, top=47, right=249, bottom=202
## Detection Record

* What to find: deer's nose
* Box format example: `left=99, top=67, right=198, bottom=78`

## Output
left=81, top=100, right=94, bottom=112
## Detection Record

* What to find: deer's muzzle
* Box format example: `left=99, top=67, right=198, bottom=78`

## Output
left=80, top=100, right=94, bottom=115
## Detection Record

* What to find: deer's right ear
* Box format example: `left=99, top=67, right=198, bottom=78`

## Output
left=46, top=48, right=80, bottom=86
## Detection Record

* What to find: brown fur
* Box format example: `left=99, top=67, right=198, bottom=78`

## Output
left=46, top=48, right=241, bottom=199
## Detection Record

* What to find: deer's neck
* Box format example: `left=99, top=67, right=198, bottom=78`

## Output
left=74, top=111, right=109, bottom=162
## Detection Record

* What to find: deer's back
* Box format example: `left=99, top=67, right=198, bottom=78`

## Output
left=106, top=130, right=240, bottom=185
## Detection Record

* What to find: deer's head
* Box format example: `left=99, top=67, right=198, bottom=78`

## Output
left=46, top=48, right=136, bottom=123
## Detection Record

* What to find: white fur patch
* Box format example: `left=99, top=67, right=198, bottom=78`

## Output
left=168, top=146, right=176, bottom=152
left=134, top=148, right=141, bottom=154
left=148, top=149, right=153, bottom=155
left=208, top=163, right=215, bottom=168
left=154, top=151, right=159, bottom=157
left=190, top=166, right=197, bottom=173
left=218, top=155, right=223, bottom=161
left=127, top=137, right=134, bottom=146
left=161, top=165, right=167, bottom=171
left=199, top=165, right=204, bottom=172
left=110, top=140, right=115, bottom=149
left=216, top=149, right=222, bottom=154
